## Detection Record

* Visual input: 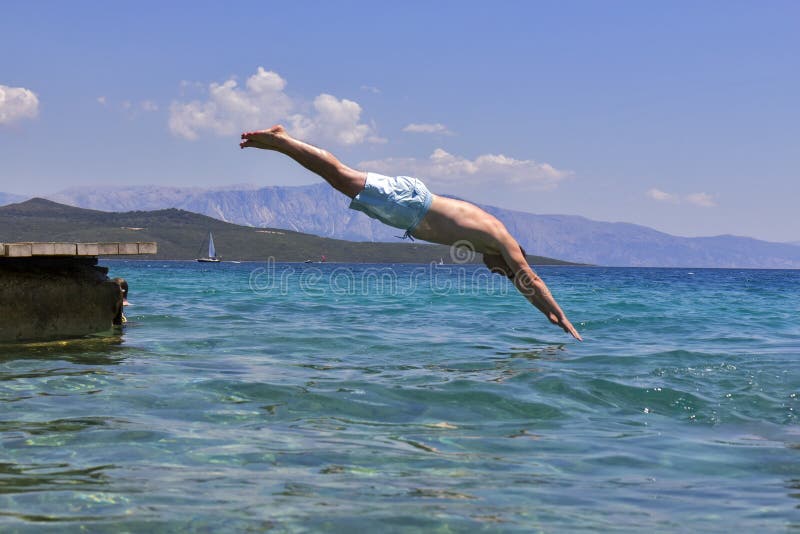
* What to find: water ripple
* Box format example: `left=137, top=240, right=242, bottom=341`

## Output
left=0, top=263, right=798, bottom=530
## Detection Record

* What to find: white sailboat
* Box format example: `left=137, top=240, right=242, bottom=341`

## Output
left=196, top=232, right=221, bottom=262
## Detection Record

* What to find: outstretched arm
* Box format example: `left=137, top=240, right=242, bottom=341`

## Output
left=240, top=126, right=366, bottom=198
left=498, top=239, right=582, bottom=341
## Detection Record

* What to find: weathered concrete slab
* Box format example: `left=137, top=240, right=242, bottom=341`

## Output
left=97, top=243, right=119, bottom=255
left=0, top=242, right=157, bottom=257
left=76, top=243, right=100, bottom=256
left=5, top=243, right=33, bottom=257
left=31, top=242, right=56, bottom=255
left=138, top=242, right=158, bottom=254
left=119, top=242, right=139, bottom=254
left=53, top=242, right=78, bottom=255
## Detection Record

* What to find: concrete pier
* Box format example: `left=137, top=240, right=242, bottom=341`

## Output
left=0, top=242, right=157, bottom=343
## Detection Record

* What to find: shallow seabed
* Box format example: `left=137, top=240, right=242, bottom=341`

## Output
left=1, top=262, right=798, bottom=532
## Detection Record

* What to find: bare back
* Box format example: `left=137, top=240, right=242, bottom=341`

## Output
left=411, top=195, right=508, bottom=255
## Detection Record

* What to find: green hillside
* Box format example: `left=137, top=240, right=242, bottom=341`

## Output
left=0, top=198, right=577, bottom=265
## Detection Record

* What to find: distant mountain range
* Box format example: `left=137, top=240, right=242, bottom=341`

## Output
left=0, top=198, right=573, bottom=264
left=1, top=185, right=798, bottom=268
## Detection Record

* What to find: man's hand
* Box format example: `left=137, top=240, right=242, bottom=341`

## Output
left=548, top=312, right=583, bottom=341
left=499, top=243, right=583, bottom=342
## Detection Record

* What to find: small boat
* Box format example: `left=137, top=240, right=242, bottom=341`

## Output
left=196, top=232, right=221, bottom=263
left=303, top=255, right=327, bottom=264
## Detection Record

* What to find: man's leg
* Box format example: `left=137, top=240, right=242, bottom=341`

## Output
left=241, top=125, right=367, bottom=198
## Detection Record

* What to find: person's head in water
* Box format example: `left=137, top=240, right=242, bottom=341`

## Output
left=112, top=277, right=129, bottom=326
left=112, top=277, right=129, bottom=306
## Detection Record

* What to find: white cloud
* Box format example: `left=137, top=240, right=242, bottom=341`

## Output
left=289, top=94, right=386, bottom=145
left=140, top=100, right=158, bottom=112
left=686, top=192, right=716, bottom=207
left=96, top=96, right=107, bottom=106
left=360, top=85, right=381, bottom=94
left=169, top=67, right=381, bottom=145
left=403, top=123, right=454, bottom=135
left=360, top=149, right=569, bottom=190
left=647, top=188, right=717, bottom=207
left=0, top=84, right=39, bottom=124
left=646, top=188, right=678, bottom=203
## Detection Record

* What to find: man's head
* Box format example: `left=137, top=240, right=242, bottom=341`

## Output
left=482, top=246, right=527, bottom=280
left=112, top=277, right=129, bottom=306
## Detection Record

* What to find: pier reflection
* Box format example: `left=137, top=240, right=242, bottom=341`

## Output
left=0, top=334, right=127, bottom=366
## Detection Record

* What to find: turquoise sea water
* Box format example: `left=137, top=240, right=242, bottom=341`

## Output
left=1, top=261, right=799, bottom=532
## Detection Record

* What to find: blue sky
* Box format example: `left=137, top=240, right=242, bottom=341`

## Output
left=1, top=1, right=798, bottom=242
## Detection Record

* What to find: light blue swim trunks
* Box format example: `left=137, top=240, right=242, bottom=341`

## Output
left=349, top=172, right=434, bottom=238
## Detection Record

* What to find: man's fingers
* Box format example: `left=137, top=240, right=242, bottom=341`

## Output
left=569, top=326, right=583, bottom=341
left=556, top=316, right=582, bottom=341
left=563, top=322, right=583, bottom=341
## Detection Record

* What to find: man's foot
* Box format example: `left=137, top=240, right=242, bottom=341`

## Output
left=240, top=125, right=289, bottom=150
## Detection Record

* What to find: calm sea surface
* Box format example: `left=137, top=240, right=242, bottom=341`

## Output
left=1, top=261, right=798, bottom=532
